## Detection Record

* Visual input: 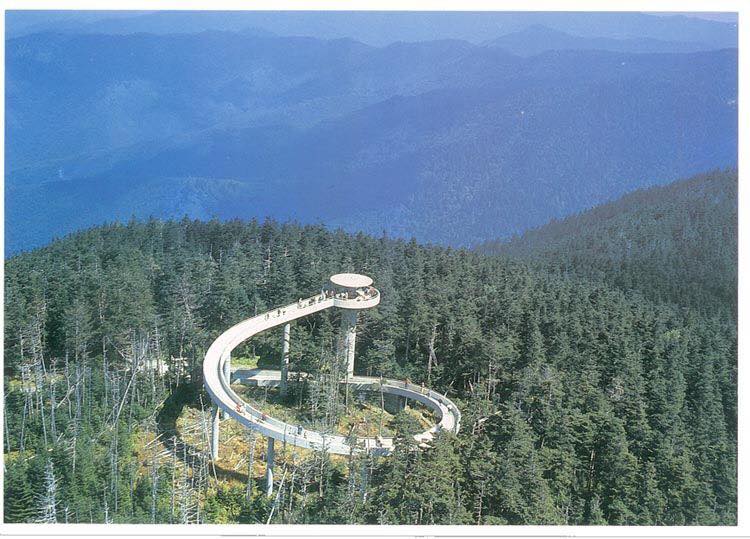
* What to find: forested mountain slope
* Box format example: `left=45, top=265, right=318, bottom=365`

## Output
left=4, top=219, right=736, bottom=524
left=6, top=31, right=737, bottom=254
left=482, top=169, right=737, bottom=318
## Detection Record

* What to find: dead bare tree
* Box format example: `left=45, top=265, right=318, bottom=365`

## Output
left=427, top=323, right=439, bottom=385
left=49, top=359, right=57, bottom=440
left=35, top=459, right=58, bottom=523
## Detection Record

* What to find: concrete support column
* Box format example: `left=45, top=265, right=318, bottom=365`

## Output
left=280, top=323, right=291, bottom=396
left=340, top=310, right=358, bottom=378
left=211, top=405, right=220, bottom=460
left=265, top=437, right=275, bottom=497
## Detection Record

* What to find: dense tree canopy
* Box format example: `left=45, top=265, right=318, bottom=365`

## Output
left=483, top=169, right=737, bottom=320
left=3, top=211, right=736, bottom=524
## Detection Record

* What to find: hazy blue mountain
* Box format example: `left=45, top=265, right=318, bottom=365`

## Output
left=5, top=175, right=261, bottom=253
left=6, top=10, right=737, bottom=49
left=4, top=10, right=147, bottom=38
left=5, top=31, right=373, bottom=183
left=5, top=27, right=736, bottom=254
left=486, top=24, right=711, bottom=56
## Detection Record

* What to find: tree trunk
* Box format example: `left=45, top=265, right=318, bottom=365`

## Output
left=428, top=323, right=438, bottom=385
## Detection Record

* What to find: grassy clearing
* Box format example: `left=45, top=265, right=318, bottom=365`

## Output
left=231, top=383, right=436, bottom=438
left=231, top=355, right=261, bottom=369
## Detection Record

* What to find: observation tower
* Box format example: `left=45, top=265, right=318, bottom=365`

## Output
left=202, top=273, right=460, bottom=497
left=329, top=272, right=376, bottom=378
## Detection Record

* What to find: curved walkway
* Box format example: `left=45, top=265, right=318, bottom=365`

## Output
left=203, top=291, right=461, bottom=456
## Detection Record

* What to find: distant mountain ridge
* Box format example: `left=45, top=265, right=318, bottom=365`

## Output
left=485, top=24, right=714, bottom=55
left=6, top=10, right=738, bottom=49
left=5, top=28, right=737, bottom=254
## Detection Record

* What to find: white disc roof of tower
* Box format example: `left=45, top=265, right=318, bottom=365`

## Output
left=330, top=273, right=373, bottom=288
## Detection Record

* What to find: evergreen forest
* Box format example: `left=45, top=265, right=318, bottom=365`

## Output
left=3, top=170, right=737, bottom=525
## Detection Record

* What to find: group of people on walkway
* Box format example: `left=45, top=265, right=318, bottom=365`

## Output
left=262, top=285, right=380, bottom=319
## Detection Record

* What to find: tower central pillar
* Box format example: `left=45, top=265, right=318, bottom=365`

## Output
left=329, top=273, right=376, bottom=381
left=280, top=323, right=291, bottom=395
left=340, top=310, right=358, bottom=378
